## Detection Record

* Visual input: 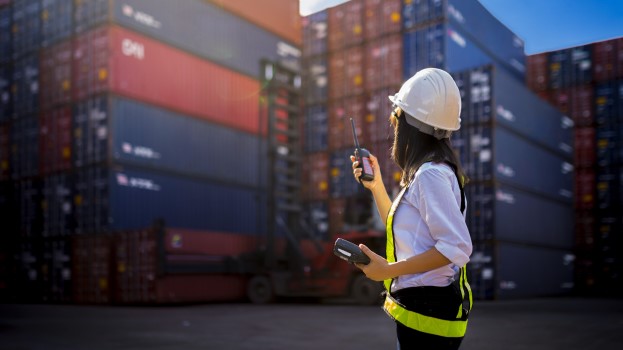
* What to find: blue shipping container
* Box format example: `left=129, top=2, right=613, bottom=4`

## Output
left=302, top=201, right=329, bottom=240
left=453, top=125, right=574, bottom=203
left=403, top=24, right=445, bottom=76
left=595, top=81, right=623, bottom=125
left=303, top=10, right=327, bottom=57
left=330, top=148, right=366, bottom=198
left=15, top=179, right=42, bottom=237
left=403, top=0, right=525, bottom=80
left=0, top=65, right=11, bottom=121
left=596, top=123, right=621, bottom=167
left=0, top=6, right=11, bottom=63
left=10, top=114, right=39, bottom=179
left=73, top=96, right=267, bottom=189
left=12, top=54, right=39, bottom=116
left=596, top=166, right=622, bottom=212
left=11, top=0, right=40, bottom=59
left=41, top=236, right=72, bottom=302
left=41, top=0, right=73, bottom=47
left=74, top=0, right=300, bottom=78
left=304, top=105, right=328, bottom=153
left=453, top=65, right=574, bottom=159
left=469, top=241, right=574, bottom=300
left=73, top=165, right=266, bottom=234
left=466, top=183, right=573, bottom=248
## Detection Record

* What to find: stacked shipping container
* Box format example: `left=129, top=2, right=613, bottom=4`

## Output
left=302, top=0, right=575, bottom=300
left=527, top=38, right=623, bottom=296
left=2, top=0, right=300, bottom=304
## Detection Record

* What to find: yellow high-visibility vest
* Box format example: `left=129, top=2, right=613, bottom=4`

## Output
left=383, top=163, right=472, bottom=338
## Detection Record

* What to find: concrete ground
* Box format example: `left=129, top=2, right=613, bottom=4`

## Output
left=1, top=297, right=622, bottom=350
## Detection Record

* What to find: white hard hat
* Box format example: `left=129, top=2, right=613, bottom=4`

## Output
left=388, top=68, right=461, bottom=139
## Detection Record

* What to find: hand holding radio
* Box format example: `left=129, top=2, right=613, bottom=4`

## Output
left=350, top=118, right=376, bottom=184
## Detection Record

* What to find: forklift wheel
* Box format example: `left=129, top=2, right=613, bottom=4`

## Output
left=351, top=275, right=383, bottom=305
left=247, top=275, right=275, bottom=304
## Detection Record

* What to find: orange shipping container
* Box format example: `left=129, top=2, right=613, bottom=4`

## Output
left=208, top=0, right=301, bottom=46
left=329, top=46, right=365, bottom=100
left=364, top=0, right=401, bottom=40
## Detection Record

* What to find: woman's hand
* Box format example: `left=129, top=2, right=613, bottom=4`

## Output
left=350, top=153, right=382, bottom=191
left=355, top=244, right=393, bottom=282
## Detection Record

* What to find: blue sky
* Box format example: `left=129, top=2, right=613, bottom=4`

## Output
left=299, top=0, right=623, bottom=54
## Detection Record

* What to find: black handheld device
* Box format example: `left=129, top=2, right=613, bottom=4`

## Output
left=351, top=118, right=374, bottom=182
left=333, top=238, right=370, bottom=265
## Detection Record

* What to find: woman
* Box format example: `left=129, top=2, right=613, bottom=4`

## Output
left=351, top=68, right=473, bottom=349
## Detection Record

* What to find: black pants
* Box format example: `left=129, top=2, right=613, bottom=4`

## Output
left=393, top=285, right=466, bottom=350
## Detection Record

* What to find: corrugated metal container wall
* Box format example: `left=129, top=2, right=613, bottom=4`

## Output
left=364, top=0, right=401, bottom=40
left=596, top=123, right=620, bottom=167
left=302, top=201, right=329, bottom=240
left=10, top=114, right=39, bottom=179
left=39, top=40, right=72, bottom=110
left=454, top=125, right=573, bottom=203
left=454, top=65, right=574, bottom=159
left=328, top=96, right=366, bottom=151
left=327, top=0, right=363, bottom=52
left=15, top=179, right=42, bottom=237
left=526, top=52, right=548, bottom=91
left=365, top=87, right=397, bottom=143
left=208, top=0, right=302, bottom=46
left=574, top=127, right=596, bottom=168
left=11, top=0, right=40, bottom=59
left=575, top=168, right=595, bottom=210
left=301, top=152, right=329, bottom=201
left=302, top=10, right=327, bottom=57
left=0, top=6, right=11, bottom=63
left=466, top=183, right=573, bottom=248
left=0, top=124, right=9, bottom=180
left=596, top=166, right=622, bottom=212
left=41, top=173, right=73, bottom=236
left=41, top=0, right=72, bottom=48
left=568, top=85, right=594, bottom=127
left=469, top=241, right=574, bottom=300
left=14, top=238, right=43, bottom=302
left=41, top=236, right=72, bottom=302
left=329, top=148, right=366, bottom=198
left=592, top=38, right=623, bottom=82
left=12, top=54, right=39, bottom=116
left=594, top=81, right=621, bottom=126
left=303, top=55, right=328, bottom=104
left=569, top=45, right=592, bottom=85
left=73, top=0, right=300, bottom=78
left=73, top=165, right=266, bottom=235
left=0, top=66, right=11, bottom=120
left=365, top=34, right=402, bottom=91
left=403, top=24, right=444, bottom=78
left=328, top=45, right=364, bottom=100
left=39, top=107, right=71, bottom=174
left=72, top=234, right=112, bottom=304
left=548, top=49, right=570, bottom=90
left=163, top=228, right=260, bottom=256
left=445, top=24, right=496, bottom=74
left=403, top=0, right=526, bottom=79
left=72, top=26, right=261, bottom=135
left=304, top=105, right=328, bottom=153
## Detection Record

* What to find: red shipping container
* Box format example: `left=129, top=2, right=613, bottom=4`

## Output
left=164, top=229, right=259, bottom=256
left=365, top=87, right=398, bottom=143
left=575, top=210, right=595, bottom=251
left=594, top=38, right=623, bottom=81
left=372, top=138, right=402, bottom=193
left=328, top=0, right=364, bottom=52
left=72, top=234, right=112, bottom=304
left=574, top=169, right=595, bottom=210
left=328, top=96, right=366, bottom=150
left=209, top=0, right=302, bottom=46
left=329, top=46, right=365, bottom=100
left=302, top=152, right=329, bottom=200
left=0, top=124, right=9, bottom=180
left=39, top=40, right=72, bottom=110
left=39, top=107, right=72, bottom=175
left=72, top=26, right=261, bottom=135
left=154, top=274, right=247, bottom=303
left=365, top=34, right=402, bottom=91
left=574, top=127, right=596, bottom=168
left=549, top=88, right=570, bottom=115
left=526, top=52, right=548, bottom=91
left=364, top=0, right=401, bottom=40
left=569, top=85, right=594, bottom=127
left=328, top=197, right=346, bottom=235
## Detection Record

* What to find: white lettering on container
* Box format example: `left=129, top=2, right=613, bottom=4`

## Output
left=122, top=39, right=144, bottom=60
left=447, top=29, right=466, bottom=48
left=122, top=4, right=162, bottom=29
left=496, top=163, right=515, bottom=178
left=116, top=173, right=161, bottom=191
left=496, top=189, right=515, bottom=204
left=121, top=142, right=161, bottom=159
left=448, top=4, right=465, bottom=23
left=496, top=105, right=516, bottom=122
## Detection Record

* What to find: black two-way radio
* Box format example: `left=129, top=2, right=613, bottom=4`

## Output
left=333, top=238, right=370, bottom=265
left=350, top=118, right=374, bottom=182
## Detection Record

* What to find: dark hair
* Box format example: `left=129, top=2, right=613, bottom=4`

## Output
left=390, top=110, right=468, bottom=187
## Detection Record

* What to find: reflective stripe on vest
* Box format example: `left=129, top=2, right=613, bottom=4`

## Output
left=382, top=163, right=471, bottom=338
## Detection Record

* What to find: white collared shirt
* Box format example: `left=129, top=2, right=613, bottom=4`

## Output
left=391, top=162, right=473, bottom=292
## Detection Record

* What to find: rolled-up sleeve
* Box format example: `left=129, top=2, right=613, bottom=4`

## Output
left=415, top=167, right=472, bottom=267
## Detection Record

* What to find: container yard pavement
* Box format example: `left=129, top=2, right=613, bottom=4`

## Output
left=1, top=297, right=622, bottom=350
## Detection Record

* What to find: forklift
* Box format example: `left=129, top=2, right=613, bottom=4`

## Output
left=237, top=60, right=385, bottom=305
